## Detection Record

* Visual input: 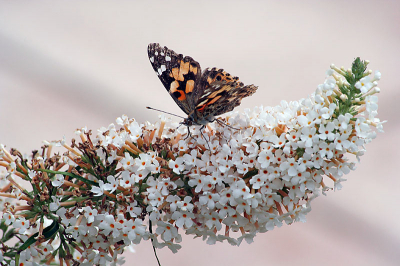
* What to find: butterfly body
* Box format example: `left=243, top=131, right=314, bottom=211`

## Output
left=147, top=43, right=258, bottom=129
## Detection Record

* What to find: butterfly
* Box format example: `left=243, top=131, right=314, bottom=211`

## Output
left=147, top=43, right=258, bottom=137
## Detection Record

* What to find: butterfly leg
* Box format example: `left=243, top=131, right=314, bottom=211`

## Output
left=199, top=125, right=211, bottom=150
left=184, top=126, right=193, bottom=140
left=214, top=118, right=240, bottom=131
left=176, top=122, right=192, bottom=140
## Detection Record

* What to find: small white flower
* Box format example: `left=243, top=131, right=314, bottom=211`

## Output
left=49, top=196, right=61, bottom=211
left=232, top=179, right=250, bottom=199
left=204, top=212, right=223, bottom=231
left=91, top=180, right=106, bottom=196
left=171, top=210, right=194, bottom=228
left=127, top=201, right=142, bottom=217
left=135, top=153, right=152, bottom=171
left=168, top=157, right=185, bottom=174
left=280, top=157, right=299, bottom=177
left=120, top=170, right=134, bottom=188
left=124, top=218, right=146, bottom=241
left=14, top=217, right=30, bottom=234
left=176, top=140, right=188, bottom=152
left=300, top=127, right=318, bottom=148
left=188, top=174, right=210, bottom=193
left=128, top=121, right=142, bottom=142
left=156, top=221, right=178, bottom=241
left=365, top=95, right=378, bottom=113
left=2, top=212, right=15, bottom=225
left=250, top=174, right=267, bottom=190
left=158, top=177, right=177, bottom=196
left=121, top=152, right=134, bottom=170
left=103, top=175, right=119, bottom=193
left=42, top=244, right=53, bottom=256
left=65, top=224, right=87, bottom=239
left=265, top=213, right=283, bottom=231
left=257, top=150, right=275, bottom=168
left=355, top=76, right=373, bottom=93
left=199, top=192, right=220, bottom=209
left=183, top=149, right=198, bottom=166
left=83, top=206, right=98, bottom=223
left=177, top=196, right=194, bottom=212
left=99, top=214, right=122, bottom=238
left=318, top=122, right=336, bottom=141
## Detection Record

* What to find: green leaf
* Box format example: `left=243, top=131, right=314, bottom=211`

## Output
left=2, top=228, right=17, bottom=243
left=0, top=220, right=8, bottom=232
left=15, top=254, right=20, bottom=266
left=57, top=243, right=65, bottom=257
left=296, top=147, right=306, bottom=158
left=160, top=150, right=167, bottom=159
left=243, top=168, right=258, bottom=180
left=17, top=220, right=59, bottom=252
left=37, top=169, right=97, bottom=186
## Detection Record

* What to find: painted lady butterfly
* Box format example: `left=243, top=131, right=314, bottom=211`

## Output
left=147, top=43, right=258, bottom=134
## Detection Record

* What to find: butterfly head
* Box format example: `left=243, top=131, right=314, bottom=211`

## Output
left=183, top=112, right=214, bottom=127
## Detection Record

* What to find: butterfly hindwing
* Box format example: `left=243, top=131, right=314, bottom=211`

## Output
left=194, top=67, right=258, bottom=118
left=147, top=43, right=202, bottom=115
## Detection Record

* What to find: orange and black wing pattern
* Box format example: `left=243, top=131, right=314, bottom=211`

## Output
left=194, top=68, right=258, bottom=118
left=147, top=43, right=202, bottom=115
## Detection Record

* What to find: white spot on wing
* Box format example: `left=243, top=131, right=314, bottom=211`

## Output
left=150, top=57, right=154, bottom=63
left=155, top=51, right=158, bottom=56
left=157, top=68, right=162, bottom=75
left=197, top=99, right=208, bottom=107
left=166, top=56, right=171, bottom=61
left=161, top=65, right=166, bottom=72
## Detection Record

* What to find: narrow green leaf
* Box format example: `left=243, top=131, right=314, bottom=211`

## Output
left=0, top=220, right=8, bottom=232
left=15, top=254, right=20, bottom=266
left=17, top=220, right=59, bottom=252
left=2, top=228, right=17, bottom=243
left=243, top=168, right=258, bottom=180
left=37, top=169, right=97, bottom=186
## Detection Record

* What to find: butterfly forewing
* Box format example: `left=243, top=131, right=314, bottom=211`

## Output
left=147, top=43, right=202, bottom=115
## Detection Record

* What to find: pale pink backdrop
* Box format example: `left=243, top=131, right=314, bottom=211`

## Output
left=0, top=1, right=399, bottom=265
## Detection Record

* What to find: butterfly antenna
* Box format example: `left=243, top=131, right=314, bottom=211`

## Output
left=146, top=106, right=186, bottom=119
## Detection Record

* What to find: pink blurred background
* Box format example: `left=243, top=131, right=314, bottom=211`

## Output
left=0, top=1, right=399, bottom=265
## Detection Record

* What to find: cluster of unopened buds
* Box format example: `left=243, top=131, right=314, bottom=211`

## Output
left=0, top=58, right=384, bottom=265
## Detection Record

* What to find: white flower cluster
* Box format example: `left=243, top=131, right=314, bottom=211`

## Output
left=0, top=63, right=384, bottom=265
left=88, top=68, right=383, bottom=253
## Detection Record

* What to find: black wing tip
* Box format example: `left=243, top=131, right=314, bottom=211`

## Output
left=147, top=43, right=161, bottom=55
left=148, top=43, right=173, bottom=57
